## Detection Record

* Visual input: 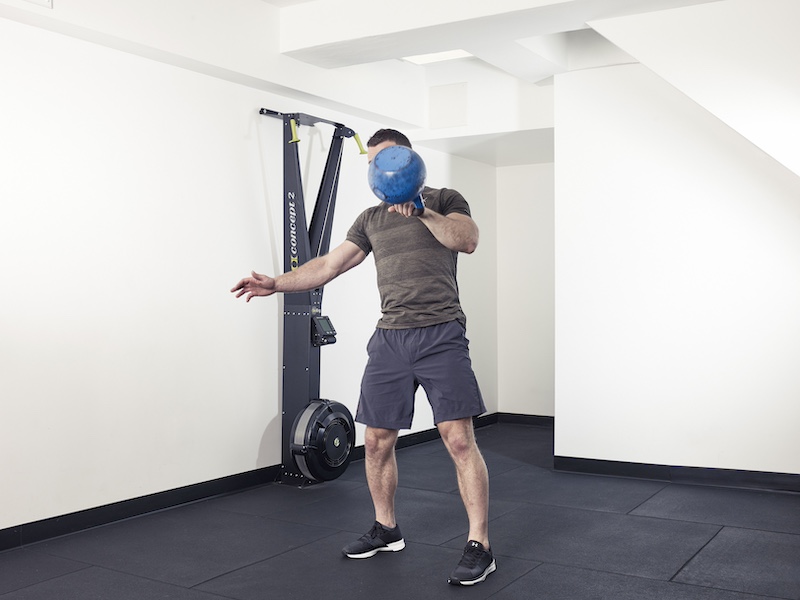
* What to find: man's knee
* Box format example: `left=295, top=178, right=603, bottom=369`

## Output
left=364, top=426, right=399, bottom=459
left=438, top=418, right=478, bottom=460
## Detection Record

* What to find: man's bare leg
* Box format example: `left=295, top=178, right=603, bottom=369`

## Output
left=364, top=426, right=400, bottom=527
left=437, top=417, right=490, bottom=548
left=342, top=426, right=404, bottom=559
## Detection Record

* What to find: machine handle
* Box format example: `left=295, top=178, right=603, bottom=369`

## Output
left=353, top=133, right=367, bottom=155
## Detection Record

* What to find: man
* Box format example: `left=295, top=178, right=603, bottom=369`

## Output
left=231, top=129, right=495, bottom=586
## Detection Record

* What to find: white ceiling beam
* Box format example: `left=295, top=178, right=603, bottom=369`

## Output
left=279, top=0, right=724, bottom=69
left=592, top=0, right=800, bottom=178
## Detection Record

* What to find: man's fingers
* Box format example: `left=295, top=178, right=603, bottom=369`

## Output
left=233, top=271, right=275, bottom=301
left=232, top=272, right=266, bottom=294
left=232, top=276, right=257, bottom=297
left=387, top=203, right=415, bottom=217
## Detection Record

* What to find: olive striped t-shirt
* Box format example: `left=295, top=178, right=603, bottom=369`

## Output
left=346, top=187, right=471, bottom=330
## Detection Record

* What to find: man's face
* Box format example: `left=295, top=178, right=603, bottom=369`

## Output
left=367, top=140, right=397, bottom=163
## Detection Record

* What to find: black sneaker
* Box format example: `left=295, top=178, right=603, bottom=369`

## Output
left=342, top=521, right=405, bottom=559
left=448, top=540, right=497, bottom=586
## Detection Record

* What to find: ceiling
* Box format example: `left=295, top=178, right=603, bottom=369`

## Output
left=262, top=0, right=314, bottom=5
left=261, top=0, right=723, bottom=165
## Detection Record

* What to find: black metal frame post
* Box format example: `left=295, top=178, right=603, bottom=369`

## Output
left=260, top=108, right=364, bottom=484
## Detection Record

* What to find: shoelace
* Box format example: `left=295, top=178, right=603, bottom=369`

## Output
left=364, top=523, right=386, bottom=541
left=460, top=544, right=484, bottom=567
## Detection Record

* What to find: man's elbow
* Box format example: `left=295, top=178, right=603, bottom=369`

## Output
left=461, top=236, right=479, bottom=254
left=464, top=223, right=480, bottom=254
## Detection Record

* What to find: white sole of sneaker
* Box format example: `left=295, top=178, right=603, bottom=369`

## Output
left=448, top=559, right=497, bottom=586
left=345, top=538, right=406, bottom=559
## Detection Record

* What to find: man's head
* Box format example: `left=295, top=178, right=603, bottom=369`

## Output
left=367, top=129, right=412, bottom=149
left=367, top=129, right=412, bottom=162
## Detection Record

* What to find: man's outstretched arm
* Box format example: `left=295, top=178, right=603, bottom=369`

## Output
left=231, top=240, right=366, bottom=302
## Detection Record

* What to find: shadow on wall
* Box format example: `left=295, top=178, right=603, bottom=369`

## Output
left=254, top=112, right=281, bottom=278
left=257, top=414, right=282, bottom=469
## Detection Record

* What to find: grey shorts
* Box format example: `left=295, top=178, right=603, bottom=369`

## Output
left=355, top=320, right=486, bottom=430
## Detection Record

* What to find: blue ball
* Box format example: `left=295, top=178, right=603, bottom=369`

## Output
left=368, top=145, right=426, bottom=205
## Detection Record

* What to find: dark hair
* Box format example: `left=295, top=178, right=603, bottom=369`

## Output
left=367, top=128, right=412, bottom=149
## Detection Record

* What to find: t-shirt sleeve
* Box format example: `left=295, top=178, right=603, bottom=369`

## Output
left=345, top=210, right=372, bottom=256
left=435, top=188, right=471, bottom=218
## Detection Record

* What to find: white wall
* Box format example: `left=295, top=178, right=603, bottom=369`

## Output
left=554, top=63, right=800, bottom=475
left=0, top=16, right=275, bottom=529
left=0, top=14, right=498, bottom=530
left=450, top=158, right=499, bottom=417
left=497, top=164, right=555, bottom=416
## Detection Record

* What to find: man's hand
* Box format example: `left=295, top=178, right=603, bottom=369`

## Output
left=231, top=271, right=277, bottom=302
left=387, top=199, right=423, bottom=218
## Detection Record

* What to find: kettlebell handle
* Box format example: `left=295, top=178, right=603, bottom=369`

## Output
left=411, top=194, right=425, bottom=216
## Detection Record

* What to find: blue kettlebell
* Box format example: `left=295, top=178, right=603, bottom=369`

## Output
left=368, top=145, right=426, bottom=214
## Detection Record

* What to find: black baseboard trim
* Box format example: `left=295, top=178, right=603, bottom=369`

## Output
left=495, top=412, right=554, bottom=428
left=555, top=456, right=800, bottom=494
left=0, top=465, right=280, bottom=553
